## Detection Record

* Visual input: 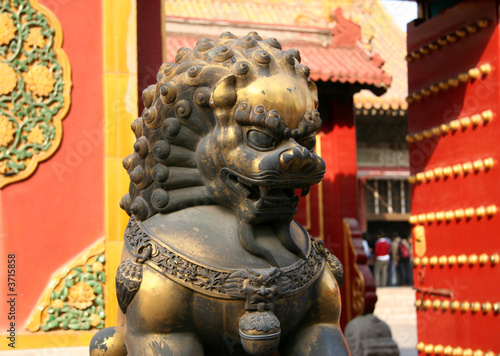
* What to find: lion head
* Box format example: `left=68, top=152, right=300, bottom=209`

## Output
left=120, top=32, right=325, bottom=265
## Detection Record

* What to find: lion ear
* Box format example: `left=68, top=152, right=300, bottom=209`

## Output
left=308, top=79, right=319, bottom=109
left=210, top=74, right=237, bottom=110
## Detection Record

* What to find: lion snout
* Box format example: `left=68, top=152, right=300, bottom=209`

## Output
left=279, top=147, right=321, bottom=174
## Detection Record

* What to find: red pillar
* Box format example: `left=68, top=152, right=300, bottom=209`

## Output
left=137, top=0, right=164, bottom=114
left=359, top=178, right=367, bottom=232
left=317, top=97, right=375, bottom=328
left=320, top=98, right=359, bottom=247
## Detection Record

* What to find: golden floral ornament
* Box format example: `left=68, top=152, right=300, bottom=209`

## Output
left=23, top=64, right=56, bottom=97
left=90, top=313, right=102, bottom=327
left=67, top=281, right=96, bottom=310
left=27, top=125, right=45, bottom=145
left=0, top=62, right=18, bottom=95
left=0, top=0, right=71, bottom=189
left=25, top=27, right=45, bottom=48
left=40, top=260, right=106, bottom=331
left=0, top=161, right=7, bottom=174
left=50, top=298, right=65, bottom=309
left=92, top=261, right=104, bottom=272
left=26, top=242, right=105, bottom=332
left=0, top=12, right=16, bottom=46
left=0, top=115, right=15, bottom=147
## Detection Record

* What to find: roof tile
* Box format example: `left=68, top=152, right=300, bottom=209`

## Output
left=165, top=3, right=393, bottom=89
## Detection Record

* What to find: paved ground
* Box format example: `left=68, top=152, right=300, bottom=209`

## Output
left=374, top=286, right=418, bottom=356
left=0, top=347, right=88, bottom=355
left=1, top=287, right=417, bottom=355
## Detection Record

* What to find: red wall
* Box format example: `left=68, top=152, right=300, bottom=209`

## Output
left=408, top=1, right=500, bottom=350
left=0, top=0, right=104, bottom=329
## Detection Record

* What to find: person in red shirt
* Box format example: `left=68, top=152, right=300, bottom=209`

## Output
left=398, top=236, right=412, bottom=286
left=373, top=231, right=391, bottom=287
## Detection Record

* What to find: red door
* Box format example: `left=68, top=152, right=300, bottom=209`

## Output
left=407, top=1, right=500, bottom=353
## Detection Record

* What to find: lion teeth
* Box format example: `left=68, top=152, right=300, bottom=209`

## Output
left=235, top=182, right=251, bottom=197
left=259, top=186, right=270, bottom=198
left=301, top=186, right=311, bottom=196
left=255, top=198, right=265, bottom=209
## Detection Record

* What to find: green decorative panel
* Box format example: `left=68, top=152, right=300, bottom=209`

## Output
left=26, top=240, right=106, bottom=332
left=42, top=254, right=106, bottom=331
left=0, top=0, right=71, bottom=188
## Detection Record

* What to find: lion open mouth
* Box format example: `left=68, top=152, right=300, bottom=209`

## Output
left=221, top=169, right=312, bottom=212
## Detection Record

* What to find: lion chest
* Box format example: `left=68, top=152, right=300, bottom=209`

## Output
left=117, top=211, right=341, bottom=347
left=125, top=264, right=316, bottom=339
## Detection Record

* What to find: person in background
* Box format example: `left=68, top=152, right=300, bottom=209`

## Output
left=408, top=235, right=414, bottom=285
left=398, top=236, right=412, bottom=286
left=362, top=233, right=374, bottom=276
left=373, top=231, right=391, bottom=287
left=390, top=232, right=402, bottom=286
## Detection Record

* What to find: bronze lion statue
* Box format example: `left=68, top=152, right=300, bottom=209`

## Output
left=90, top=32, right=349, bottom=356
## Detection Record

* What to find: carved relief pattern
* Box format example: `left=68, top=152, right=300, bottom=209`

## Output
left=351, top=274, right=365, bottom=316
left=125, top=218, right=326, bottom=299
left=343, top=219, right=367, bottom=319
left=239, top=311, right=281, bottom=332
left=0, top=0, right=71, bottom=188
left=40, top=254, right=105, bottom=331
left=116, top=257, right=143, bottom=313
left=313, top=240, right=344, bottom=287
left=116, top=258, right=143, bottom=293
left=226, top=268, right=288, bottom=310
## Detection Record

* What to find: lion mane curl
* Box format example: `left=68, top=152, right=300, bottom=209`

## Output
left=120, top=31, right=315, bottom=222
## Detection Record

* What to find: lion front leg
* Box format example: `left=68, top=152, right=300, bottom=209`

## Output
left=122, top=266, right=206, bottom=355
left=124, top=332, right=205, bottom=356
left=280, top=323, right=349, bottom=356
left=89, top=326, right=127, bottom=356
left=280, top=264, right=349, bottom=356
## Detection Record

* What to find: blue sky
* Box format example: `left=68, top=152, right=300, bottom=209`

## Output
left=381, top=0, right=418, bottom=32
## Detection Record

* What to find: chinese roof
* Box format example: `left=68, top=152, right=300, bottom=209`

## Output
left=164, top=0, right=407, bottom=104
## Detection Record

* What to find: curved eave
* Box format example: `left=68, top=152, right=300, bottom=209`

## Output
left=165, top=32, right=392, bottom=92
left=311, top=73, right=391, bottom=87
left=354, top=95, right=408, bottom=116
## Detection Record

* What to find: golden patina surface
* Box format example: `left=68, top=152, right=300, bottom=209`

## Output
left=91, top=32, right=348, bottom=356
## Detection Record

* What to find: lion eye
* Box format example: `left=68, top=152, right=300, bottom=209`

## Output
left=297, top=134, right=316, bottom=150
left=247, top=130, right=276, bottom=149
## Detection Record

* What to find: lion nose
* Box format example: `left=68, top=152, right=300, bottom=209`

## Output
left=279, top=147, right=316, bottom=173
left=257, top=286, right=268, bottom=296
